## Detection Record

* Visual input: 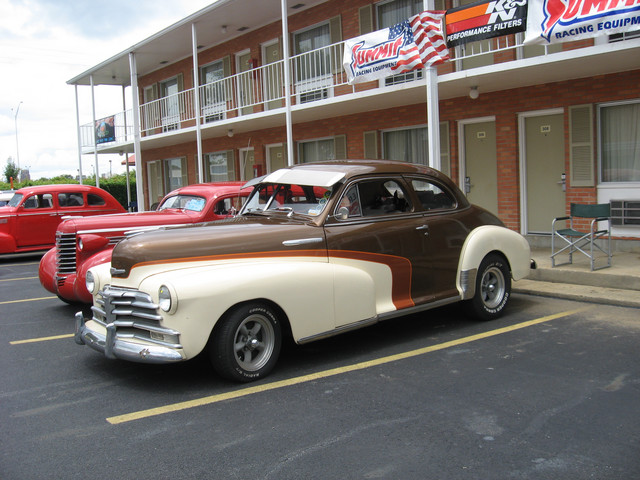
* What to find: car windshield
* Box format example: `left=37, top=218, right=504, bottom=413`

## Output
left=242, top=183, right=333, bottom=217
left=8, top=194, right=23, bottom=207
left=158, top=194, right=206, bottom=212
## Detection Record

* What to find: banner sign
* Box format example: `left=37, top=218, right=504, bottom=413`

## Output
left=95, top=116, right=115, bottom=144
left=343, top=11, right=449, bottom=85
left=445, top=0, right=528, bottom=47
left=525, top=0, right=640, bottom=44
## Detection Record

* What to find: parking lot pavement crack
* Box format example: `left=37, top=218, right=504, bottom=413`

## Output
left=261, top=414, right=420, bottom=480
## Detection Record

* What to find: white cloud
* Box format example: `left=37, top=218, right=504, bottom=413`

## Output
left=0, top=0, right=215, bottom=180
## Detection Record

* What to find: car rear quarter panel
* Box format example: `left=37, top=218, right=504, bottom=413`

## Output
left=457, top=225, right=531, bottom=297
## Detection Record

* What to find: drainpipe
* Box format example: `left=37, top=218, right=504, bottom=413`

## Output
left=281, top=0, right=294, bottom=166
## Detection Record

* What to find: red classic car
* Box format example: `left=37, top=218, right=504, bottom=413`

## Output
left=39, top=182, right=249, bottom=304
left=1, top=184, right=125, bottom=255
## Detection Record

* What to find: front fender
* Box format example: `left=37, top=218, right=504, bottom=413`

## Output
left=75, top=248, right=115, bottom=303
left=457, top=226, right=531, bottom=299
left=38, top=248, right=58, bottom=294
left=0, top=232, right=17, bottom=254
left=134, top=259, right=377, bottom=358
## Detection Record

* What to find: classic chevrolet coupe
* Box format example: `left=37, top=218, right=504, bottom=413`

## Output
left=75, top=161, right=531, bottom=382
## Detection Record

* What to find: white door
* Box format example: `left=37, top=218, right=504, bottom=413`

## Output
left=459, top=119, right=498, bottom=216
left=521, top=111, right=566, bottom=234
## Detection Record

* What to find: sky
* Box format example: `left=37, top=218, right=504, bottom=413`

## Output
left=0, top=0, right=216, bottom=181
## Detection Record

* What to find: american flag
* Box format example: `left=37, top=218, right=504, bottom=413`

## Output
left=390, top=11, right=449, bottom=73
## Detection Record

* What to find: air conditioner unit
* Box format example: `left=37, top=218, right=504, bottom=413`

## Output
left=610, top=200, right=640, bottom=226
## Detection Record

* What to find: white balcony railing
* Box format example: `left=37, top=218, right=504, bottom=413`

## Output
left=80, top=32, right=629, bottom=149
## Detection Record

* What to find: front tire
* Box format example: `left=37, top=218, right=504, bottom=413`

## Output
left=209, top=303, right=282, bottom=382
left=465, top=253, right=511, bottom=321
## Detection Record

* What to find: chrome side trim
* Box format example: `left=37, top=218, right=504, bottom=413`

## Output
left=282, top=237, right=324, bottom=246
left=459, top=268, right=477, bottom=300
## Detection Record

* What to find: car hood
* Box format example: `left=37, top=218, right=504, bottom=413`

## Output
left=111, top=215, right=326, bottom=278
left=58, top=210, right=197, bottom=234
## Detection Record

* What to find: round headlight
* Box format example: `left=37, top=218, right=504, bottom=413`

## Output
left=86, top=271, right=96, bottom=294
left=158, top=285, right=172, bottom=312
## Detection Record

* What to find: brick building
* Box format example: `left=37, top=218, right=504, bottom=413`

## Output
left=67, top=0, right=640, bottom=248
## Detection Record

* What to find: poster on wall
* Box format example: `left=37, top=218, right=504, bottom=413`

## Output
left=95, top=116, right=115, bottom=144
left=343, top=11, right=449, bottom=84
left=525, top=0, right=640, bottom=44
left=445, top=0, right=528, bottom=47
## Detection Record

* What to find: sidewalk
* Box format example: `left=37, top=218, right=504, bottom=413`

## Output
left=513, top=247, right=640, bottom=308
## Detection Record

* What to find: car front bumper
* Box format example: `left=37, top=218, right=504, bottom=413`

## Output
left=74, top=312, right=185, bottom=363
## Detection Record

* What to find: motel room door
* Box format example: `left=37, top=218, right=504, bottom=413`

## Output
left=521, top=111, right=566, bottom=234
left=459, top=118, right=499, bottom=216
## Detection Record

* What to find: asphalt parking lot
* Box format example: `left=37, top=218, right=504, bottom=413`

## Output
left=1, top=254, right=639, bottom=480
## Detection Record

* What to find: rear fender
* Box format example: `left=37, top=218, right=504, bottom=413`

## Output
left=457, top=226, right=531, bottom=300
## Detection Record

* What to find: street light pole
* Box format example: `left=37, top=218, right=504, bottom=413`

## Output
left=12, top=101, right=23, bottom=170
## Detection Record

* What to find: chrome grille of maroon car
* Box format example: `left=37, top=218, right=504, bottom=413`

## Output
left=56, top=232, right=77, bottom=276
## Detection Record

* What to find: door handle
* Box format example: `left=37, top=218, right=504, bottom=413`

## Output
left=416, top=225, right=429, bottom=236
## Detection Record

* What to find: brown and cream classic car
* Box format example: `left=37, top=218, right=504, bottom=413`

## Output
left=75, top=160, right=531, bottom=382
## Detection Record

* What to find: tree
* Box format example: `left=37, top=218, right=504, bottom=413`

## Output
left=4, top=158, right=21, bottom=184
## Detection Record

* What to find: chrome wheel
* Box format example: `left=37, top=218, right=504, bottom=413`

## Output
left=480, top=265, right=506, bottom=310
left=233, top=313, right=276, bottom=372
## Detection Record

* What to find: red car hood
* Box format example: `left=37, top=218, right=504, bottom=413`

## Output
left=57, top=210, right=199, bottom=234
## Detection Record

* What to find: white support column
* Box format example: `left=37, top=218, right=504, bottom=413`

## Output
left=424, top=0, right=441, bottom=171
left=90, top=75, right=100, bottom=187
left=192, top=22, right=204, bottom=183
left=121, top=84, right=131, bottom=209
left=281, top=0, right=294, bottom=166
left=74, top=85, right=84, bottom=184
left=129, top=52, right=145, bottom=211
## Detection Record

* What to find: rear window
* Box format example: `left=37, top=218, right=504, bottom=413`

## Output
left=58, top=192, right=84, bottom=207
left=87, top=193, right=106, bottom=206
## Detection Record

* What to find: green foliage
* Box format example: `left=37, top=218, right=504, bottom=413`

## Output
left=3, top=159, right=21, bottom=184
left=0, top=172, right=136, bottom=210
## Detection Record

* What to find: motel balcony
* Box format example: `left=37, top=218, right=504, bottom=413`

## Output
left=79, top=32, right=640, bottom=155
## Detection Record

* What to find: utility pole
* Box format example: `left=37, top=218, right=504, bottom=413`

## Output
left=11, top=101, right=23, bottom=170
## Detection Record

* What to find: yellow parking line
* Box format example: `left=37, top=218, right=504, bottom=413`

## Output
left=0, top=296, right=57, bottom=305
left=10, top=334, right=74, bottom=345
left=107, top=307, right=589, bottom=425
left=0, top=276, right=39, bottom=282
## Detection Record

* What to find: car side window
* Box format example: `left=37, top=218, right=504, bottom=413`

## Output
left=412, top=179, right=455, bottom=211
left=58, top=192, right=84, bottom=207
left=87, top=193, right=106, bottom=206
left=23, top=194, right=53, bottom=209
left=339, top=179, right=411, bottom=218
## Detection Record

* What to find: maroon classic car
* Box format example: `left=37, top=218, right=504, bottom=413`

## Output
left=1, top=184, right=125, bottom=255
left=39, top=182, right=249, bottom=304
left=75, top=161, right=531, bottom=382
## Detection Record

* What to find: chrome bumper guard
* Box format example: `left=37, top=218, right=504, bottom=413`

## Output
left=75, top=312, right=184, bottom=363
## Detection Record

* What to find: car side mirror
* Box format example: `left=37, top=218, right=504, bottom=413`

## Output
left=335, top=206, right=349, bottom=220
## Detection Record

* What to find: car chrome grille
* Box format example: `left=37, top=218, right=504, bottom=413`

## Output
left=56, top=232, right=77, bottom=276
left=91, top=285, right=180, bottom=348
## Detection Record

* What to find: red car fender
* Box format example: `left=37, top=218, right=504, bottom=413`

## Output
left=75, top=247, right=115, bottom=303
left=38, top=247, right=58, bottom=294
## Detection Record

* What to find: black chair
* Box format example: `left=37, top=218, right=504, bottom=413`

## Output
left=551, top=203, right=612, bottom=271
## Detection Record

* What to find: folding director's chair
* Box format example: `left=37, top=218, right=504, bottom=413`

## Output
left=551, top=203, right=612, bottom=271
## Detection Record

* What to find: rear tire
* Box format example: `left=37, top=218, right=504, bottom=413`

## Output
left=465, top=253, right=511, bottom=321
left=209, top=303, right=282, bottom=382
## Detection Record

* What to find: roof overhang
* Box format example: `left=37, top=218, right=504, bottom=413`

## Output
left=67, top=0, right=327, bottom=87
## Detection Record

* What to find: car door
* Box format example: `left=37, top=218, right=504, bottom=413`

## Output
left=323, top=176, right=447, bottom=324
left=15, top=193, right=59, bottom=247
